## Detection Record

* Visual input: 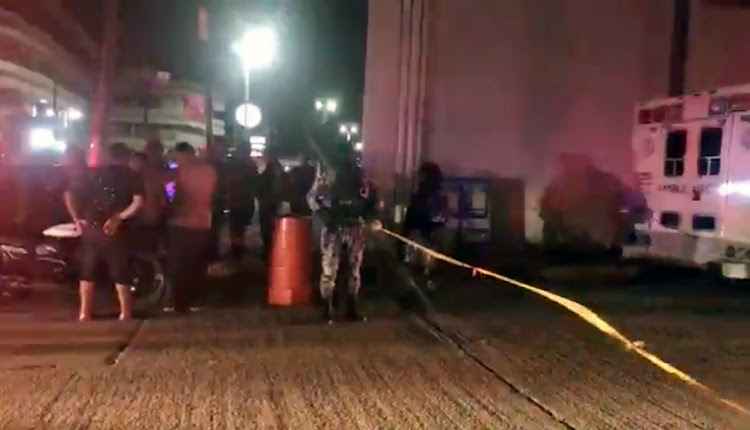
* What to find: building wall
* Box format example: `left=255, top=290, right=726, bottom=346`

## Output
left=363, top=0, right=750, bottom=246
left=0, top=5, right=92, bottom=160
left=109, top=80, right=226, bottom=152
left=0, top=5, right=91, bottom=92
left=687, top=0, right=750, bottom=91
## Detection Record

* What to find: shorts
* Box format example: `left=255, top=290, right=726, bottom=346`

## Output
left=80, top=229, right=131, bottom=285
left=228, top=207, right=254, bottom=238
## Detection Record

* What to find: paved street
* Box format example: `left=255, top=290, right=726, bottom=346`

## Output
left=1, top=259, right=750, bottom=428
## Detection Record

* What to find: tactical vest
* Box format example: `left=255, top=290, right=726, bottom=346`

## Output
left=329, top=167, right=367, bottom=225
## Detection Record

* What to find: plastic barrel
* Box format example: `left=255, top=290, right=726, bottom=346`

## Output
left=267, top=216, right=312, bottom=306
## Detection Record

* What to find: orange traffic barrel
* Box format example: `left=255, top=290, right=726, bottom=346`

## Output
left=267, top=216, right=313, bottom=306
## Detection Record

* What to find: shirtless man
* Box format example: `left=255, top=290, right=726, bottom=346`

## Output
left=167, top=142, right=217, bottom=313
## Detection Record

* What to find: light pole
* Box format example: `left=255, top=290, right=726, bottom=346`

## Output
left=89, top=0, right=119, bottom=166
left=314, top=97, right=338, bottom=123
left=339, top=122, right=359, bottom=142
left=232, top=27, right=277, bottom=142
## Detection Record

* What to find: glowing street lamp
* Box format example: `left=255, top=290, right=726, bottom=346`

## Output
left=314, top=97, right=338, bottom=124
left=339, top=122, right=359, bottom=142
left=232, top=26, right=277, bottom=130
left=232, top=27, right=277, bottom=74
left=315, top=97, right=337, bottom=113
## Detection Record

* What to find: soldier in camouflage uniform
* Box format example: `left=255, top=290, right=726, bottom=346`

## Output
left=308, top=145, right=378, bottom=323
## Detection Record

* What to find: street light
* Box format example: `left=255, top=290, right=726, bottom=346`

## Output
left=314, top=97, right=338, bottom=123
left=315, top=98, right=337, bottom=113
left=232, top=27, right=277, bottom=73
left=339, top=122, right=359, bottom=142
left=232, top=26, right=277, bottom=132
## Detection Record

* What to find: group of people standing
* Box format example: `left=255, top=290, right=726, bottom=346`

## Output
left=62, top=140, right=221, bottom=320
left=59, top=137, right=447, bottom=324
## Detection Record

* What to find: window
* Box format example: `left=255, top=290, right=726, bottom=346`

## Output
left=692, top=215, right=716, bottom=231
left=698, top=127, right=722, bottom=176
left=660, top=211, right=680, bottom=229
left=664, top=130, right=686, bottom=177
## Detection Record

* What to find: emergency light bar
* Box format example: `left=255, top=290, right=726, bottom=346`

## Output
left=709, top=98, right=729, bottom=115
left=729, top=94, right=750, bottom=112
left=707, top=94, right=750, bottom=116
left=637, top=104, right=682, bottom=124
left=638, top=93, right=750, bottom=125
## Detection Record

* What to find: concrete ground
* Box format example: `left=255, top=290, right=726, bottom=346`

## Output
left=1, top=252, right=749, bottom=429
left=422, top=260, right=750, bottom=429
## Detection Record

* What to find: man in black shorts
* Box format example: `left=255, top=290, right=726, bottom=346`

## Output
left=63, top=142, right=144, bottom=321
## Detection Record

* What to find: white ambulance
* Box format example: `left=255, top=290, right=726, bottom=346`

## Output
left=623, top=84, right=750, bottom=279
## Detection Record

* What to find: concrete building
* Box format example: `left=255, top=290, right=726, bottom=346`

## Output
left=363, top=0, right=750, bottom=249
left=0, top=1, right=94, bottom=161
left=109, top=76, right=226, bottom=152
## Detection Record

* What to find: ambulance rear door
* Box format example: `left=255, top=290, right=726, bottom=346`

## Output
left=721, top=113, right=750, bottom=245
left=648, top=122, right=692, bottom=234
left=688, top=116, right=733, bottom=239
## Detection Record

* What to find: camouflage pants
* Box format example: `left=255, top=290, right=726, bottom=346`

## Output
left=319, top=225, right=366, bottom=299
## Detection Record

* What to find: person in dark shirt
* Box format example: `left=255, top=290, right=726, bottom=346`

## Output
left=224, top=141, right=258, bottom=259
left=403, top=162, right=448, bottom=293
left=289, top=151, right=316, bottom=216
left=206, top=140, right=228, bottom=261
left=133, top=139, right=169, bottom=254
left=257, top=148, right=285, bottom=259
left=63, top=142, right=144, bottom=322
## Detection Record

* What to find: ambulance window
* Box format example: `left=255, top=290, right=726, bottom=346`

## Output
left=660, top=211, right=680, bottom=229
left=664, top=130, right=686, bottom=177
left=698, top=127, right=722, bottom=176
left=692, top=215, right=716, bottom=231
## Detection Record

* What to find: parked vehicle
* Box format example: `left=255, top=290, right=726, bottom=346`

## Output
left=0, top=165, right=165, bottom=309
left=623, top=83, right=750, bottom=279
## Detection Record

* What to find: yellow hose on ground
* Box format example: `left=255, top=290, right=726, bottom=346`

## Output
left=377, top=227, right=750, bottom=416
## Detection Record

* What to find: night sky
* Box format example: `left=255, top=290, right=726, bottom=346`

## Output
left=67, top=0, right=368, bottom=154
